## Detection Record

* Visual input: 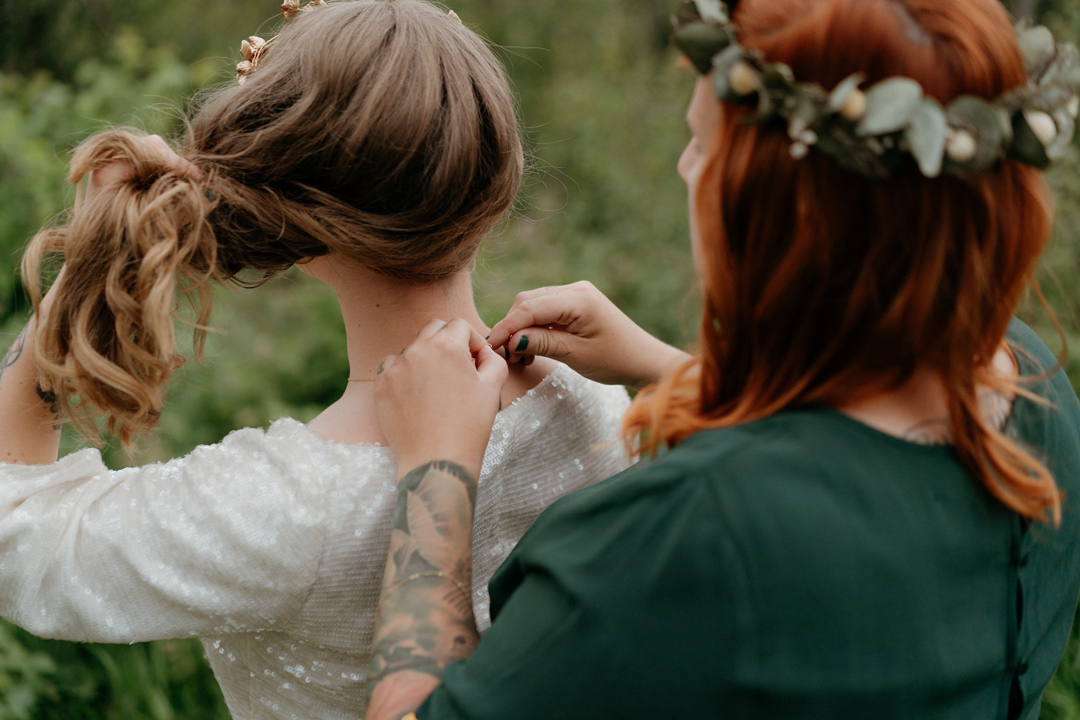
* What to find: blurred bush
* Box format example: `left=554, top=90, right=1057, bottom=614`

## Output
left=0, top=0, right=1077, bottom=718
left=0, top=22, right=232, bottom=720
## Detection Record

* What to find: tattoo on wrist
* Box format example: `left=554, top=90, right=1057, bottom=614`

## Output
left=368, top=461, right=479, bottom=699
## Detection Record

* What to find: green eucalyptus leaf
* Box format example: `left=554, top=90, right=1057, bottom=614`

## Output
left=1038, top=43, right=1078, bottom=87
left=1068, top=65, right=1080, bottom=90
left=694, top=0, right=728, bottom=24
left=673, top=22, right=732, bottom=75
left=1047, top=108, right=1075, bottom=159
left=816, top=131, right=899, bottom=178
left=1059, top=44, right=1080, bottom=89
left=790, top=92, right=819, bottom=125
left=711, top=44, right=748, bottom=101
left=948, top=96, right=1005, bottom=143
left=712, top=69, right=731, bottom=100
left=1009, top=111, right=1051, bottom=168
left=827, top=73, right=865, bottom=113
left=741, top=90, right=776, bottom=125
left=904, top=98, right=947, bottom=177
left=1030, top=84, right=1073, bottom=110
left=947, top=96, right=1008, bottom=169
left=761, top=65, right=797, bottom=93
left=674, top=0, right=703, bottom=23
left=998, top=106, right=1014, bottom=145
left=856, top=78, right=923, bottom=136
left=1017, top=25, right=1056, bottom=76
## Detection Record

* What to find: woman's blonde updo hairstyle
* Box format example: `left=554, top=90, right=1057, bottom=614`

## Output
left=22, top=0, right=524, bottom=448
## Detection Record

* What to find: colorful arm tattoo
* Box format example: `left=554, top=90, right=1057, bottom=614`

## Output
left=366, top=460, right=479, bottom=720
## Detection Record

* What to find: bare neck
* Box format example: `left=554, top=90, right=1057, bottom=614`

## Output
left=313, top=260, right=486, bottom=382
left=300, top=256, right=484, bottom=445
left=836, top=345, right=1017, bottom=445
left=301, top=255, right=555, bottom=446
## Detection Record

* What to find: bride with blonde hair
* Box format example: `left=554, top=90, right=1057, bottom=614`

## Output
left=0, top=2, right=630, bottom=717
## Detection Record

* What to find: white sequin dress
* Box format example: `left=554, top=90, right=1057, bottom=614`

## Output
left=0, top=364, right=630, bottom=719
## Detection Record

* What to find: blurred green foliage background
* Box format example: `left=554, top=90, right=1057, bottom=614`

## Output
left=0, top=0, right=1077, bottom=717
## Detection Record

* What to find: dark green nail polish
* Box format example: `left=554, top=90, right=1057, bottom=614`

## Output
left=515, top=336, right=529, bottom=352
left=503, top=347, right=511, bottom=361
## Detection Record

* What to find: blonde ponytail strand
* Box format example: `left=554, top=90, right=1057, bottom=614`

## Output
left=22, top=130, right=221, bottom=449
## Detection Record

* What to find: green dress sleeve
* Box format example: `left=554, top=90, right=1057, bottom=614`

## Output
left=416, top=318, right=1080, bottom=719
left=417, top=452, right=747, bottom=719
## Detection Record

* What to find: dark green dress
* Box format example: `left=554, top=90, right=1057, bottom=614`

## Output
left=418, top=320, right=1080, bottom=720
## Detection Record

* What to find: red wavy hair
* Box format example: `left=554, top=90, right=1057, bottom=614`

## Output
left=625, top=0, right=1061, bottom=522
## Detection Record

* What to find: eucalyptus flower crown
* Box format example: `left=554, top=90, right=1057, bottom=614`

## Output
left=235, top=0, right=463, bottom=85
left=671, top=0, right=1080, bottom=179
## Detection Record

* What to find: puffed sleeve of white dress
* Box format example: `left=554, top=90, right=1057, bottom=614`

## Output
left=0, top=427, right=327, bottom=643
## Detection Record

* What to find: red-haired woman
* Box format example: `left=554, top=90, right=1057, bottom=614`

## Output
left=363, top=0, right=1080, bottom=718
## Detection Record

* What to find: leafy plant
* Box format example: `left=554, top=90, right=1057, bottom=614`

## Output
left=0, top=0, right=1077, bottom=718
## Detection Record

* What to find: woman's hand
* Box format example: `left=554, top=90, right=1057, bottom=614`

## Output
left=375, top=318, right=508, bottom=480
left=487, top=281, right=691, bottom=390
left=367, top=320, right=506, bottom=720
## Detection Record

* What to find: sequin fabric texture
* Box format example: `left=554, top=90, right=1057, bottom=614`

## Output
left=0, top=365, right=631, bottom=719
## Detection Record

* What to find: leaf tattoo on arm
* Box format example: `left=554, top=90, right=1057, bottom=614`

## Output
left=1, top=325, right=65, bottom=432
left=367, top=461, right=479, bottom=720
left=0, top=326, right=28, bottom=389
left=36, top=384, right=64, bottom=431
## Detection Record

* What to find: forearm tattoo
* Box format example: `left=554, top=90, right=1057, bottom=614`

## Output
left=1, top=326, right=64, bottom=431
left=367, top=461, right=479, bottom=710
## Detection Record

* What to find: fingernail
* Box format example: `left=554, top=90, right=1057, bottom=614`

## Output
left=485, top=334, right=490, bottom=340
left=377, top=362, right=384, bottom=375
left=515, top=336, right=529, bottom=352
left=503, top=347, right=510, bottom=361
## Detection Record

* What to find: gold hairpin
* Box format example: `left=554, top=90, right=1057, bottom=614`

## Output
left=237, top=1, right=464, bottom=85
left=235, top=0, right=326, bottom=84
left=236, top=36, right=271, bottom=84
left=280, top=0, right=325, bottom=21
